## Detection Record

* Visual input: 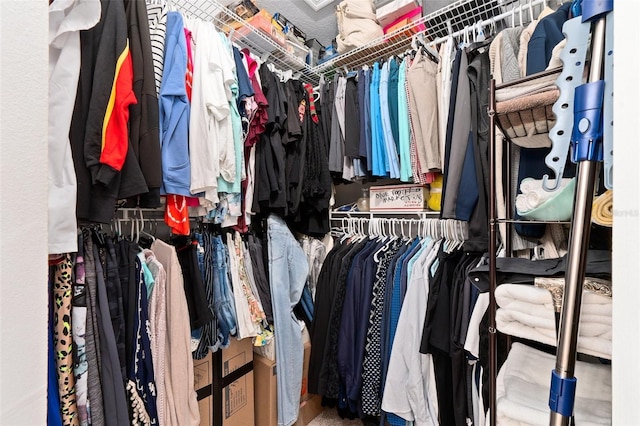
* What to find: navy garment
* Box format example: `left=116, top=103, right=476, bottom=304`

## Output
left=379, top=241, right=412, bottom=395
left=455, top=134, right=479, bottom=221
left=526, top=3, right=572, bottom=75
left=516, top=2, right=573, bottom=238
left=295, top=284, right=315, bottom=328
left=387, top=58, right=400, bottom=147
left=233, top=47, right=255, bottom=116
left=337, top=240, right=382, bottom=415
left=128, top=257, right=159, bottom=424
left=322, top=240, right=369, bottom=400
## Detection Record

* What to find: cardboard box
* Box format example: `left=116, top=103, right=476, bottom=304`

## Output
left=369, top=184, right=430, bottom=211
left=254, top=340, right=315, bottom=426
left=300, top=340, right=312, bottom=402
left=253, top=338, right=275, bottom=361
left=195, top=338, right=255, bottom=426
left=294, top=395, right=323, bottom=426
left=194, top=354, right=213, bottom=426
left=253, top=351, right=277, bottom=426
left=376, top=0, right=421, bottom=28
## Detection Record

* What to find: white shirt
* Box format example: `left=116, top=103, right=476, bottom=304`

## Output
left=48, top=0, right=101, bottom=254
left=188, top=20, right=234, bottom=207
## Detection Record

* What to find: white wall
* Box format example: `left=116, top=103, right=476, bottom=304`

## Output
left=0, top=0, right=49, bottom=424
left=612, top=0, right=640, bottom=423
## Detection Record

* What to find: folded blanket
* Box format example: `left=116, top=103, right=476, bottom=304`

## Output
left=495, top=71, right=560, bottom=102
left=496, top=89, right=560, bottom=114
left=496, top=284, right=612, bottom=359
left=496, top=343, right=611, bottom=426
left=592, top=190, right=613, bottom=227
left=497, top=103, right=556, bottom=148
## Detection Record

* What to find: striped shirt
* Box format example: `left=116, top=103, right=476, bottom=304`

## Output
left=146, top=1, right=168, bottom=95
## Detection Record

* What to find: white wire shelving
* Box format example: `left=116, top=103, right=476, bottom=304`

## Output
left=173, top=0, right=550, bottom=85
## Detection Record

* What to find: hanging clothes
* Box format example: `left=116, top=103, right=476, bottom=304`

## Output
left=48, top=0, right=100, bottom=254
left=150, top=239, right=200, bottom=426
left=125, top=0, right=163, bottom=208
left=267, top=215, right=310, bottom=426
left=52, top=254, right=81, bottom=426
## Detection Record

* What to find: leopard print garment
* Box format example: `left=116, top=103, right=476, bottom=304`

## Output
left=53, top=253, right=80, bottom=426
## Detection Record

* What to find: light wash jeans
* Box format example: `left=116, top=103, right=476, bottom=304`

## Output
left=212, top=234, right=238, bottom=347
left=267, top=215, right=309, bottom=426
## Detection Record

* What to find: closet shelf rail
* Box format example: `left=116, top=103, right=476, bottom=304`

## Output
left=314, top=0, right=547, bottom=74
left=172, top=0, right=321, bottom=85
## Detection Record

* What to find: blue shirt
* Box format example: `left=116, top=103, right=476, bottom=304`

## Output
left=397, top=58, right=412, bottom=182
left=159, top=12, right=191, bottom=196
left=370, top=63, right=388, bottom=176
left=379, top=61, right=400, bottom=179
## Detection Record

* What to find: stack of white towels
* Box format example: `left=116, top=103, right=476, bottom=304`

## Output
left=496, top=283, right=612, bottom=360
left=515, top=178, right=572, bottom=213
left=495, top=342, right=611, bottom=425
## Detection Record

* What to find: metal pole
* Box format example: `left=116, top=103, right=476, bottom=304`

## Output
left=549, top=16, right=607, bottom=426
left=488, top=78, right=498, bottom=426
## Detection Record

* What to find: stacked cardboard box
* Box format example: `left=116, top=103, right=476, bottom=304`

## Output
left=194, top=338, right=255, bottom=425
left=253, top=339, right=323, bottom=426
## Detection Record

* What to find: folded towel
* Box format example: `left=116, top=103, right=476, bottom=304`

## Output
left=496, top=284, right=612, bottom=359
left=520, top=177, right=572, bottom=194
left=516, top=178, right=573, bottom=213
left=592, top=190, right=613, bottom=227
left=495, top=343, right=611, bottom=426
left=495, top=71, right=561, bottom=102
left=496, top=89, right=560, bottom=114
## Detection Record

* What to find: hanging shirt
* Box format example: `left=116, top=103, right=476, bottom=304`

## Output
left=48, top=0, right=101, bottom=254
left=217, top=34, right=243, bottom=195
left=397, top=57, right=412, bottom=182
left=370, top=63, right=387, bottom=177
left=146, top=0, right=168, bottom=94
left=188, top=20, right=234, bottom=207
left=159, top=11, right=191, bottom=197
left=379, top=60, right=400, bottom=179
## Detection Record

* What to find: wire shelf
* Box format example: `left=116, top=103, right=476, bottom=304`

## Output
left=172, top=0, right=550, bottom=84
left=173, top=0, right=321, bottom=85
left=313, top=0, right=549, bottom=74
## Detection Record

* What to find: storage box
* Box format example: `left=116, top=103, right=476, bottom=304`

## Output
left=376, top=0, right=421, bottom=28
left=194, top=353, right=213, bottom=426
left=253, top=351, right=277, bottom=426
left=253, top=338, right=276, bottom=361
left=195, top=338, right=255, bottom=426
left=253, top=339, right=314, bottom=426
left=236, top=9, right=287, bottom=49
left=293, top=395, right=323, bottom=426
left=383, top=6, right=425, bottom=36
left=369, top=184, right=429, bottom=211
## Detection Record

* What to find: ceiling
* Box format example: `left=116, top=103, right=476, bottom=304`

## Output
left=254, top=0, right=459, bottom=46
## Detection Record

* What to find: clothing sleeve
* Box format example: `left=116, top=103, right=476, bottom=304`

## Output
left=84, top=1, right=137, bottom=187
left=215, top=34, right=237, bottom=183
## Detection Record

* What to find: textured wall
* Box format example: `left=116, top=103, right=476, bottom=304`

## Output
left=0, top=0, right=49, bottom=423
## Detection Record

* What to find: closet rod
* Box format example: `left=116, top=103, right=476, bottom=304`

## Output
left=427, top=0, right=547, bottom=47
